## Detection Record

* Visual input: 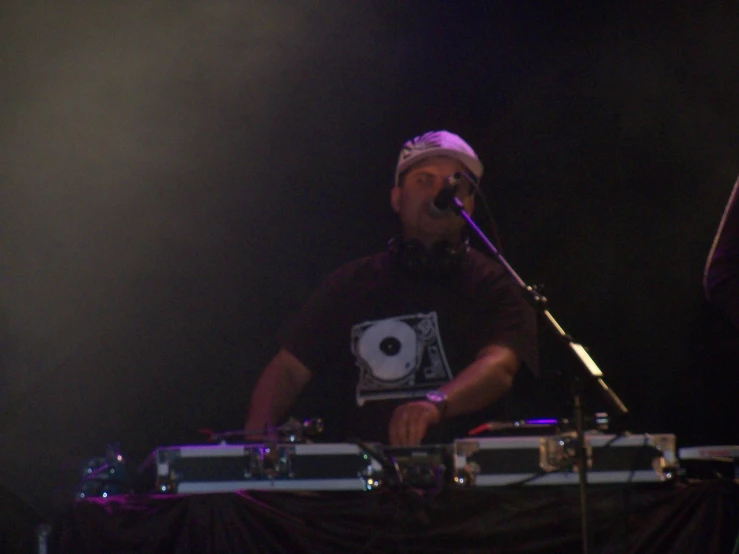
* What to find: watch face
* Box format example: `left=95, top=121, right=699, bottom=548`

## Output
left=426, top=391, right=447, bottom=403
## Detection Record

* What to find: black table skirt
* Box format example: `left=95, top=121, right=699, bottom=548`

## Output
left=50, top=480, right=739, bottom=553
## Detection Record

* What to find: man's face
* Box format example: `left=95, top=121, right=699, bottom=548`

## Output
left=391, top=156, right=476, bottom=247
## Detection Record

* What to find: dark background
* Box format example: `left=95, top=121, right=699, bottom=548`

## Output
left=1, top=1, right=737, bottom=519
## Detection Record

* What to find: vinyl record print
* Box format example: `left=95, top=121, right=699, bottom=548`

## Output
left=356, top=318, right=418, bottom=381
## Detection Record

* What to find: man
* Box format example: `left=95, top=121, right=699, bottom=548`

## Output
left=705, top=175, right=739, bottom=328
left=245, top=130, right=537, bottom=446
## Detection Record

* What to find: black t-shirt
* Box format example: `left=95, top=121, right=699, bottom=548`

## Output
left=282, top=248, right=538, bottom=444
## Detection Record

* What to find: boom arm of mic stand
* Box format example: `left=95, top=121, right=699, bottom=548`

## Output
left=449, top=198, right=628, bottom=417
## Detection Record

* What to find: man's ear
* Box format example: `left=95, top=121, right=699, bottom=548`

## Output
left=390, top=186, right=401, bottom=214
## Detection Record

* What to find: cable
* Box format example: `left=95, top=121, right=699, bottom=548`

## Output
left=473, top=186, right=505, bottom=255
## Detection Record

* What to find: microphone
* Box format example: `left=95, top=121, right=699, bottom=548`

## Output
left=428, top=173, right=462, bottom=217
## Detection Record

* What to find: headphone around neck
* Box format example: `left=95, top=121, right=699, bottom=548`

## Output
left=387, top=236, right=469, bottom=278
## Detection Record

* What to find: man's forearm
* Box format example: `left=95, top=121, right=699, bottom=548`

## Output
left=439, top=344, right=518, bottom=419
left=388, top=344, right=520, bottom=446
left=245, top=349, right=313, bottom=433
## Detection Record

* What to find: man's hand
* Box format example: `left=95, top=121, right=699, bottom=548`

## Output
left=243, top=422, right=279, bottom=443
left=388, top=400, right=442, bottom=446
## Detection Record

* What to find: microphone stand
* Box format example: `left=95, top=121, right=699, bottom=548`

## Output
left=447, top=195, right=628, bottom=554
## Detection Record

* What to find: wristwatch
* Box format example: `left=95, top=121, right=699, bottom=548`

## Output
left=425, top=390, right=449, bottom=419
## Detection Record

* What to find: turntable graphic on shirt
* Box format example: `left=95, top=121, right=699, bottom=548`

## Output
left=351, top=312, right=453, bottom=406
